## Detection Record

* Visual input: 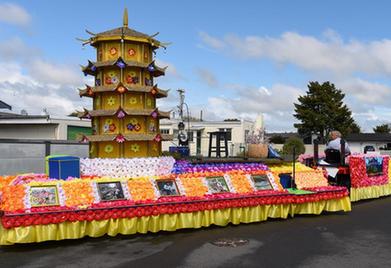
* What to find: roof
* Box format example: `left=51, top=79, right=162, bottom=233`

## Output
left=80, top=9, right=165, bottom=49
left=82, top=58, right=166, bottom=77
left=78, top=84, right=168, bottom=98
left=0, top=100, right=11, bottom=110
left=346, top=133, right=391, bottom=142
left=77, top=108, right=170, bottom=119
left=85, top=133, right=173, bottom=142
left=265, top=132, right=300, bottom=139
left=0, top=112, right=48, bottom=120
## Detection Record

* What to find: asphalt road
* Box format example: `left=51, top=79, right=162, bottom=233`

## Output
left=1, top=197, right=391, bottom=268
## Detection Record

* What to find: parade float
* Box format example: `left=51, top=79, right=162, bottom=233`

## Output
left=349, top=154, right=391, bottom=202
left=0, top=10, right=351, bottom=245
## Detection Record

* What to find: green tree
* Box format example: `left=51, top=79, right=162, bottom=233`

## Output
left=269, top=135, right=286, bottom=144
left=294, top=81, right=357, bottom=140
left=348, top=121, right=361, bottom=134
left=373, top=124, right=391, bottom=133
left=282, top=137, right=305, bottom=156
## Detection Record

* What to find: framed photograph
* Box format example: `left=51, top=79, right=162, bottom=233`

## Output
left=156, top=180, right=180, bottom=196
left=206, top=176, right=230, bottom=193
left=97, top=182, right=126, bottom=201
left=30, top=186, right=59, bottom=207
left=251, top=174, right=273, bottom=190
left=365, top=156, right=383, bottom=177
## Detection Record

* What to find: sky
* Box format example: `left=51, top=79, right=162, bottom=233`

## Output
left=1, top=0, right=391, bottom=132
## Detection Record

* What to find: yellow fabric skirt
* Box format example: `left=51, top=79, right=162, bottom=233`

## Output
left=0, top=197, right=351, bottom=245
left=350, top=184, right=391, bottom=202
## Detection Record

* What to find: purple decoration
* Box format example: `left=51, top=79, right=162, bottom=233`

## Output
left=117, top=110, right=126, bottom=119
left=127, top=123, right=134, bottom=130
left=116, top=59, right=126, bottom=69
left=147, top=64, right=155, bottom=72
left=171, top=161, right=269, bottom=175
left=151, top=111, right=158, bottom=119
left=85, top=113, right=92, bottom=119
left=91, top=65, right=97, bottom=72
left=95, top=79, right=101, bottom=86
left=145, top=78, right=152, bottom=86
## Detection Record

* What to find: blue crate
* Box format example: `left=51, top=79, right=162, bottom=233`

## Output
left=169, top=146, right=190, bottom=157
left=48, top=156, right=80, bottom=180
left=279, top=173, right=292, bottom=189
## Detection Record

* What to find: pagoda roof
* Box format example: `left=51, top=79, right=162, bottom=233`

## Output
left=82, top=58, right=166, bottom=77
left=77, top=108, right=170, bottom=119
left=78, top=9, right=168, bottom=49
left=78, top=83, right=168, bottom=98
left=84, top=133, right=173, bottom=142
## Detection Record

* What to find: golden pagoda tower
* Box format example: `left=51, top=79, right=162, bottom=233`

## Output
left=78, top=9, right=172, bottom=158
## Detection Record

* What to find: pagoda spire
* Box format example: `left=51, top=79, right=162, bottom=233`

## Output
left=123, top=8, right=128, bottom=27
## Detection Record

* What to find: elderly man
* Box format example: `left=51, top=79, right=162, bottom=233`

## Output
left=326, top=130, right=351, bottom=155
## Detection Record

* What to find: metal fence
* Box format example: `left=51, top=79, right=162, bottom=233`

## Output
left=0, top=139, right=89, bottom=176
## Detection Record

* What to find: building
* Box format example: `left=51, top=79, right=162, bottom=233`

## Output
left=346, top=133, right=391, bottom=153
left=0, top=112, right=91, bottom=140
left=77, top=9, right=171, bottom=158
left=0, top=100, right=12, bottom=111
left=160, top=118, right=254, bottom=156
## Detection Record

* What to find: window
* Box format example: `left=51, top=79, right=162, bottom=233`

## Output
left=187, top=131, right=194, bottom=142
left=245, top=130, right=250, bottom=143
left=219, top=128, right=232, bottom=141
left=160, top=129, right=170, bottom=135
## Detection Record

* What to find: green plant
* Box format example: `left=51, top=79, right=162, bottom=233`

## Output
left=282, top=137, right=305, bottom=157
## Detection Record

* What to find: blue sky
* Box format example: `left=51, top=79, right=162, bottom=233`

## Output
left=1, top=1, right=391, bottom=132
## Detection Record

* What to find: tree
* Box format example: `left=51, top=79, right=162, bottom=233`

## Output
left=348, top=121, right=361, bottom=134
left=294, top=81, right=357, bottom=141
left=373, top=124, right=391, bottom=133
left=282, top=137, right=305, bottom=156
left=269, top=135, right=286, bottom=144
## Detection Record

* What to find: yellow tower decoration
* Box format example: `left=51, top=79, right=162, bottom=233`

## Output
left=78, top=9, right=172, bottom=158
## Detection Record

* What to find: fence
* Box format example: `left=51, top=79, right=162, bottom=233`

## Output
left=0, top=139, right=88, bottom=176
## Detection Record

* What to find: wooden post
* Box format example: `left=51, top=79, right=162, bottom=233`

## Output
left=313, top=138, right=319, bottom=166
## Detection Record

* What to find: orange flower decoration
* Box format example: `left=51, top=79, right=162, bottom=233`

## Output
left=128, top=178, right=156, bottom=201
left=1, top=184, right=25, bottom=212
left=295, top=170, right=328, bottom=189
left=180, top=176, right=208, bottom=197
left=228, top=171, right=253, bottom=194
left=62, top=180, right=94, bottom=207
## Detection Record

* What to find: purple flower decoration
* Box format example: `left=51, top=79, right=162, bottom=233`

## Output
left=117, top=110, right=126, bottom=119
left=127, top=123, right=134, bottom=131
left=91, top=65, right=97, bottom=72
left=116, top=59, right=126, bottom=69
left=147, top=64, right=155, bottom=72
left=151, top=111, right=158, bottom=119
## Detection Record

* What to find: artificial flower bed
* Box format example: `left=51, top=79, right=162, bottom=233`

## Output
left=0, top=160, right=352, bottom=245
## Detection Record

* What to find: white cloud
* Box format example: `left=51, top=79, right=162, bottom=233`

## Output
left=199, top=31, right=225, bottom=50
left=28, top=59, right=83, bottom=86
left=0, top=3, right=31, bottom=27
left=199, top=30, right=391, bottom=76
left=195, top=68, right=218, bottom=87
left=0, top=37, right=39, bottom=61
left=189, top=84, right=302, bottom=131
left=156, top=59, right=184, bottom=81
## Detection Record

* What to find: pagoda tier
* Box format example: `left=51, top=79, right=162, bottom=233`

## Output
left=78, top=84, right=168, bottom=98
left=82, top=58, right=166, bottom=77
left=77, top=108, right=170, bottom=118
left=77, top=9, right=172, bottom=158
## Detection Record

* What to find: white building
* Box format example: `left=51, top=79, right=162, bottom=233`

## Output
left=0, top=112, right=91, bottom=140
left=160, top=118, right=254, bottom=156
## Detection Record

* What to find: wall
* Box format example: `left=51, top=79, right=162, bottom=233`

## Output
left=0, top=124, right=58, bottom=139
left=0, top=142, right=89, bottom=176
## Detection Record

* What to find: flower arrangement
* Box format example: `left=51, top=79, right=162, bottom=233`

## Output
left=127, top=178, right=157, bottom=201
left=80, top=157, right=175, bottom=178
left=295, top=170, right=328, bottom=189
left=349, top=155, right=390, bottom=188
left=229, top=172, right=254, bottom=194
left=61, top=179, right=95, bottom=208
